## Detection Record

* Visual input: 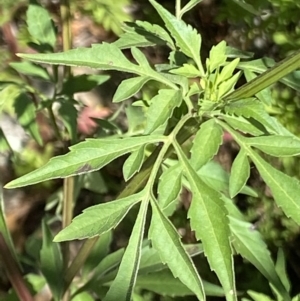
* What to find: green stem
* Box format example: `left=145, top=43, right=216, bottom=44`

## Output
left=176, top=0, right=181, bottom=19
left=60, top=0, right=72, bottom=78
left=59, top=0, right=73, bottom=300
left=63, top=237, right=98, bottom=293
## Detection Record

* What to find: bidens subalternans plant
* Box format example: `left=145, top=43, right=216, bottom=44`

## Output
left=4, top=0, right=300, bottom=300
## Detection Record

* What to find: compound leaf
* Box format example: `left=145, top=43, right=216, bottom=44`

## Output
left=149, top=0, right=203, bottom=75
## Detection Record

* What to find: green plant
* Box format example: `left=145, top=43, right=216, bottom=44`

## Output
left=2, top=0, right=300, bottom=300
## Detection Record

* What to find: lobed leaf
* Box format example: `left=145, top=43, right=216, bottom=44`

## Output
left=135, top=20, right=175, bottom=49
left=54, top=193, right=143, bottom=242
left=229, top=149, right=250, bottom=198
left=104, top=200, right=148, bottom=301
left=149, top=0, right=203, bottom=75
left=149, top=198, right=205, bottom=301
left=190, top=119, right=223, bottom=170
left=144, top=89, right=182, bottom=134
left=176, top=144, right=236, bottom=301
left=5, top=135, right=165, bottom=188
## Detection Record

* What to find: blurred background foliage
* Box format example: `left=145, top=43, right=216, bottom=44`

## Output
left=1, top=0, right=300, bottom=300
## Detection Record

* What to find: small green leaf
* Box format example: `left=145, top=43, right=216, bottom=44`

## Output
left=170, top=64, right=202, bottom=78
left=246, top=135, right=300, bottom=157
left=249, top=151, right=300, bottom=225
left=5, top=135, right=164, bottom=188
left=26, top=4, right=56, bottom=48
left=224, top=98, right=277, bottom=134
left=208, top=41, right=227, bottom=73
left=113, top=31, right=157, bottom=49
left=149, top=198, right=205, bottom=301
left=135, top=20, right=175, bottom=49
left=14, top=92, right=43, bottom=146
left=104, top=199, right=148, bottom=301
left=40, top=220, right=63, bottom=301
left=54, top=193, right=143, bottom=241
left=190, top=119, right=223, bottom=170
left=61, top=74, right=110, bottom=95
left=229, top=149, right=250, bottom=198
left=175, top=143, right=236, bottom=301
left=9, top=61, right=50, bottom=80
left=218, top=71, right=241, bottom=99
left=158, top=163, right=182, bottom=210
left=221, top=114, right=265, bottom=136
left=217, top=58, right=240, bottom=85
left=144, top=89, right=182, bottom=134
left=113, top=76, right=151, bottom=103
left=123, top=145, right=145, bottom=181
left=149, top=0, right=203, bottom=75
